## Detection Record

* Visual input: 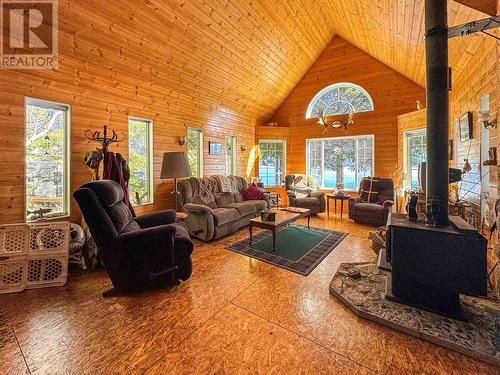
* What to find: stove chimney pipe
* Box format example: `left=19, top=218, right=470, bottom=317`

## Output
left=425, top=0, right=449, bottom=226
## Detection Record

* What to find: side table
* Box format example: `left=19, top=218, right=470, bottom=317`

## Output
left=326, top=194, right=351, bottom=219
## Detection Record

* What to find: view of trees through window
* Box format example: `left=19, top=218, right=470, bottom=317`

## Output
left=25, top=100, right=68, bottom=221
left=187, top=128, right=202, bottom=177
left=405, top=131, right=427, bottom=189
left=128, top=118, right=152, bottom=205
left=225, top=135, right=236, bottom=176
left=307, top=136, right=373, bottom=190
left=258, top=140, right=285, bottom=187
left=306, top=83, right=374, bottom=119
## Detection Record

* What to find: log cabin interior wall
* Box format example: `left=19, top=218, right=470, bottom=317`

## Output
left=448, top=36, right=499, bottom=293
left=0, top=0, right=495, bottom=224
left=0, top=0, right=342, bottom=224
left=265, top=37, right=426, bottom=185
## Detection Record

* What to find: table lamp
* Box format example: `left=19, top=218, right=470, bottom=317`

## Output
left=160, top=152, right=191, bottom=210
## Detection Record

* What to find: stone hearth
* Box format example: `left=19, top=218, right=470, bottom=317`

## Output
left=329, top=262, right=500, bottom=366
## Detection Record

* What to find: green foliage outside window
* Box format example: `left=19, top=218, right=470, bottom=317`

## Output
left=128, top=119, right=152, bottom=205
left=25, top=103, right=67, bottom=219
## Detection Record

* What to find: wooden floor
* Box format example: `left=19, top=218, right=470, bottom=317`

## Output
left=0, top=215, right=498, bottom=374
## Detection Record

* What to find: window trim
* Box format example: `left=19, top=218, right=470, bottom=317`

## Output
left=402, top=128, right=426, bottom=189
left=305, top=82, right=374, bottom=119
left=187, top=127, right=203, bottom=178
left=128, top=116, right=154, bottom=207
left=24, top=97, right=71, bottom=222
left=305, top=134, right=375, bottom=191
left=258, top=139, right=287, bottom=187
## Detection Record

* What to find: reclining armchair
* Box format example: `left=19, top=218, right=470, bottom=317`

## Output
left=348, top=177, right=394, bottom=227
left=73, top=180, right=193, bottom=296
left=285, top=174, right=326, bottom=215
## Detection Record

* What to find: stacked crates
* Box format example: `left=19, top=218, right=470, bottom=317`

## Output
left=0, top=222, right=70, bottom=294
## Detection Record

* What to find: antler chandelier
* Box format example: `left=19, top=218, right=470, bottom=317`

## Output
left=316, top=106, right=354, bottom=132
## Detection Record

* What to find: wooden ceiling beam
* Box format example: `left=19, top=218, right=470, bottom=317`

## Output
left=454, top=0, right=499, bottom=16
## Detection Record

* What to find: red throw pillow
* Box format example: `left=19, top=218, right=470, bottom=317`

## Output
left=242, top=184, right=264, bottom=200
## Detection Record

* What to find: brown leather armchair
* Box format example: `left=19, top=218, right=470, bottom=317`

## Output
left=285, top=174, right=326, bottom=215
left=348, top=177, right=394, bottom=227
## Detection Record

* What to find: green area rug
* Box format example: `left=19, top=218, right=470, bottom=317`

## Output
left=250, top=225, right=329, bottom=261
left=226, top=225, right=347, bottom=276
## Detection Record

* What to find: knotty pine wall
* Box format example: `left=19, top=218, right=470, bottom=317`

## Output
left=1, top=0, right=362, bottom=225
left=266, top=37, right=426, bottom=186
left=1, top=66, right=256, bottom=224
left=450, top=37, right=498, bottom=218
left=448, top=36, right=498, bottom=294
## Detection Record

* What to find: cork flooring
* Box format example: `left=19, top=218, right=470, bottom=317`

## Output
left=0, top=215, right=499, bottom=374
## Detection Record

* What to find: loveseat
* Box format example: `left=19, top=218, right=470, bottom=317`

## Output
left=179, top=176, right=269, bottom=241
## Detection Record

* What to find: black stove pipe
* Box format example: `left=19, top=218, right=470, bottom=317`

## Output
left=425, top=0, right=449, bottom=226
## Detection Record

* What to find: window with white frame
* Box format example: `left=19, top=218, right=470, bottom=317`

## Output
left=25, top=98, right=70, bottom=221
left=225, top=135, right=237, bottom=176
left=403, top=129, right=426, bottom=189
left=306, top=135, right=374, bottom=190
left=128, top=117, right=154, bottom=206
left=259, top=140, right=286, bottom=187
left=187, top=128, right=203, bottom=177
left=306, top=82, right=374, bottom=119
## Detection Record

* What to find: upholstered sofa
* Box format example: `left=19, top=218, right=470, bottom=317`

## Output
left=348, top=177, right=394, bottom=227
left=285, top=174, right=326, bottom=215
left=179, top=176, right=269, bottom=241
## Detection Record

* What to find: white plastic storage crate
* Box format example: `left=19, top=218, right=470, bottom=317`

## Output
left=0, top=257, right=28, bottom=294
left=27, top=253, right=68, bottom=289
left=29, top=222, right=71, bottom=255
left=0, top=224, right=29, bottom=257
left=0, top=221, right=70, bottom=294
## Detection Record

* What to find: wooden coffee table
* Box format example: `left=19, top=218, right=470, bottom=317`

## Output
left=249, top=208, right=311, bottom=252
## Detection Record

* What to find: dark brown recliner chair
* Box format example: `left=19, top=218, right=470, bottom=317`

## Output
left=285, top=174, right=326, bottom=215
left=73, top=180, right=193, bottom=296
left=348, top=177, right=394, bottom=227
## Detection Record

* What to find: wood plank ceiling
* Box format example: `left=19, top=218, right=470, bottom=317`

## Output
left=55, top=0, right=338, bottom=123
left=323, top=0, right=495, bottom=90
left=53, top=0, right=492, bottom=123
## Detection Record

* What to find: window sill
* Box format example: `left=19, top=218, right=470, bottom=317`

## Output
left=26, top=214, right=71, bottom=223
left=132, top=202, right=154, bottom=208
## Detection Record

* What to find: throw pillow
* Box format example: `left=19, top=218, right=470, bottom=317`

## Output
left=242, top=184, right=264, bottom=201
left=360, top=177, right=380, bottom=203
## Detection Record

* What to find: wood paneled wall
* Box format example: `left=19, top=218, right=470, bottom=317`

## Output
left=0, top=0, right=342, bottom=224
left=396, top=109, right=427, bottom=188
left=450, top=37, right=498, bottom=217
left=267, top=37, right=426, bottom=186
left=448, top=36, right=498, bottom=293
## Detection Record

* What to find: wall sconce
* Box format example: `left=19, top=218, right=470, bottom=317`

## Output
left=178, top=136, right=186, bottom=146
left=241, top=144, right=247, bottom=152
left=479, top=110, right=497, bottom=129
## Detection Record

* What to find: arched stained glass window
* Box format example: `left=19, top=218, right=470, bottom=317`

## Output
left=305, top=83, right=374, bottom=119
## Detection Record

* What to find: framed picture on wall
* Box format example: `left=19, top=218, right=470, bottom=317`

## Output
left=459, top=112, right=473, bottom=142
left=209, top=141, right=222, bottom=155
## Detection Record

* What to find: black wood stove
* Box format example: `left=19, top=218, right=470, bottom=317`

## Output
left=382, top=213, right=487, bottom=316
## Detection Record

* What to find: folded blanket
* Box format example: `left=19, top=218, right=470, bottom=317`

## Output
left=216, top=175, right=239, bottom=194
left=291, top=174, right=315, bottom=198
left=197, top=176, right=221, bottom=204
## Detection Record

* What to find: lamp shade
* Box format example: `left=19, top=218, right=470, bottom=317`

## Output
left=160, top=152, right=191, bottom=179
